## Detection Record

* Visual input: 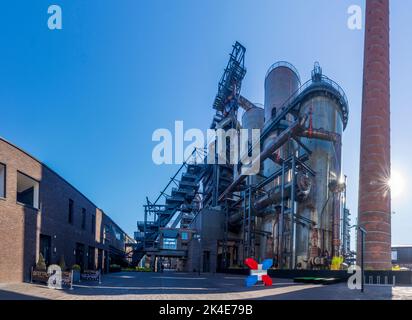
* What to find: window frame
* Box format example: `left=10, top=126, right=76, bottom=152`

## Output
left=0, top=163, right=6, bottom=199
left=68, top=199, right=74, bottom=224
left=16, top=170, right=40, bottom=210
left=162, top=237, right=177, bottom=250
left=81, top=208, right=86, bottom=230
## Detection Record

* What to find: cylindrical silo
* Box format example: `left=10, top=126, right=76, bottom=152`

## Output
left=260, top=62, right=301, bottom=266
left=240, top=106, right=264, bottom=185
left=263, top=62, right=301, bottom=182
left=242, top=107, right=264, bottom=135
left=296, top=95, right=344, bottom=265
left=264, top=61, right=301, bottom=124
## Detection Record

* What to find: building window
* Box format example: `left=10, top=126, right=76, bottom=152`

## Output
left=81, top=208, right=86, bottom=229
left=68, top=199, right=74, bottom=224
left=75, top=243, right=85, bottom=269
left=181, top=232, right=189, bottom=240
left=0, top=163, right=5, bottom=198
left=103, top=225, right=109, bottom=244
left=163, top=238, right=177, bottom=250
left=392, top=250, right=398, bottom=261
left=17, top=171, right=39, bottom=209
left=271, top=108, right=277, bottom=119
left=91, top=214, right=96, bottom=236
left=115, top=229, right=123, bottom=241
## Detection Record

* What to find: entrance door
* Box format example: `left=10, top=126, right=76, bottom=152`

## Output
left=40, top=234, right=51, bottom=266
left=203, top=251, right=210, bottom=273
left=88, top=246, right=95, bottom=270
left=97, top=249, right=103, bottom=271
left=75, top=243, right=85, bottom=270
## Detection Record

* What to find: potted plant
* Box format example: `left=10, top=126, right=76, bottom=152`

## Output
left=58, top=255, right=66, bottom=271
left=32, top=253, right=49, bottom=284
left=35, top=253, right=47, bottom=272
left=109, top=264, right=121, bottom=273
left=71, top=264, right=81, bottom=282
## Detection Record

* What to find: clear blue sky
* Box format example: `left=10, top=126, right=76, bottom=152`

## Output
left=1, top=0, right=411, bottom=245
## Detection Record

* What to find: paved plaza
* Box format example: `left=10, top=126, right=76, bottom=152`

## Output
left=0, top=271, right=411, bottom=300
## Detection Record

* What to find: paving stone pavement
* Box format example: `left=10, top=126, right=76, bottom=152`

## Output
left=0, top=271, right=411, bottom=300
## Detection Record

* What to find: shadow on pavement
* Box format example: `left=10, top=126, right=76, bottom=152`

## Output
left=0, top=289, right=47, bottom=300
left=0, top=272, right=396, bottom=300
left=250, top=283, right=393, bottom=300
left=61, top=271, right=303, bottom=298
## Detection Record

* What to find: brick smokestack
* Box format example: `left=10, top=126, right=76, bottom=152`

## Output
left=358, top=0, right=391, bottom=270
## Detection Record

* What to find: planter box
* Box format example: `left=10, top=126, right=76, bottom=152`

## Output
left=31, top=268, right=73, bottom=288
left=31, top=270, right=49, bottom=284
left=81, top=270, right=101, bottom=282
left=72, top=270, right=80, bottom=282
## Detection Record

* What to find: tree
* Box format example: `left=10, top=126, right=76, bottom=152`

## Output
left=58, top=255, right=66, bottom=271
left=36, top=253, right=47, bottom=271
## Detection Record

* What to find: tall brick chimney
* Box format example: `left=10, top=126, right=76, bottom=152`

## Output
left=358, top=0, right=391, bottom=270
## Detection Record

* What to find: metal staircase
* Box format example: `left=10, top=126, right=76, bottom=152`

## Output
left=132, top=150, right=205, bottom=264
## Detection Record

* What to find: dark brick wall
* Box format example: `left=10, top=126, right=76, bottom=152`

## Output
left=0, top=138, right=129, bottom=283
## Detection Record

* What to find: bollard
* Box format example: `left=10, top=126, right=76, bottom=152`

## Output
left=70, top=270, right=74, bottom=290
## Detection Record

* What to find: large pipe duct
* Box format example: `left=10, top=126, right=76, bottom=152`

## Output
left=218, top=117, right=305, bottom=202
left=357, top=0, right=391, bottom=270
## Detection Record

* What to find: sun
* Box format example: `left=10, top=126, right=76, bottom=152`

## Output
left=388, top=170, right=405, bottom=199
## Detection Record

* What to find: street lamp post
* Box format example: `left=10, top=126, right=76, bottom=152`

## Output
left=194, top=234, right=201, bottom=276
left=350, top=224, right=367, bottom=293
left=358, top=226, right=367, bottom=293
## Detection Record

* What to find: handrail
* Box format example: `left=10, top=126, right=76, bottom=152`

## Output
left=261, top=74, right=349, bottom=139
left=241, top=73, right=349, bottom=180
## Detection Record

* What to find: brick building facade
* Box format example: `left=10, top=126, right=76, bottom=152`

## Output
left=0, top=137, right=132, bottom=283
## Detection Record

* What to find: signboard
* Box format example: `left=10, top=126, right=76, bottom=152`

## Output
left=392, top=250, right=398, bottom=261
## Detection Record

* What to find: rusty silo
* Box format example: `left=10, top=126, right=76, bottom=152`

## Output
left=297, top=66, right=345, bottom=267
left=241, top=106, right=264, bottom=186
left=263, top=62, right=301, bottom=180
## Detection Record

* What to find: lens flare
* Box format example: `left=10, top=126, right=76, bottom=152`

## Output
left=388, top=170, right=405, bottom=199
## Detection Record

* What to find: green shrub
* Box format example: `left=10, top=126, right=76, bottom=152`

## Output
left=121, top=267, right=136, bottom=272
left=136, top=267, right=151, bottom=272
left=72, top=264, right=81, bottom=271
left=58, top=255, right=66, bottom=271
left=109, top=264, right=121, bottom=272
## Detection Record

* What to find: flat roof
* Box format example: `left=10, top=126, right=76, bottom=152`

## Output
left=0, top=135, right=130, bottom=238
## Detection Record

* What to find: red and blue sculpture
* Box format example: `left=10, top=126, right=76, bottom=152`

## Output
left=245, top=258, right=273, bottom=287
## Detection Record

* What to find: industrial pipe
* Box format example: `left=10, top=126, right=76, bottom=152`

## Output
left=218, top=116, right=306, bottom=202
left=299, top=129, right=341, bottom=143
left=254, top=186, right=289, bottom=211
